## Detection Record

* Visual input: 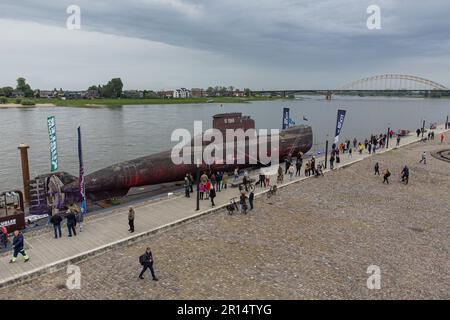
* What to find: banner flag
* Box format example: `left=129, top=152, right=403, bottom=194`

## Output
left=282, top=108, right=290, bottom=130
left=77, top=126, right=87, bottom=215
left=47, top=116, right=58, bottom=172
left=334, top=109, right=347, bottom=143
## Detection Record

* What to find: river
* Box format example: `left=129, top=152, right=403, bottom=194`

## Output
left=0, top=96, right=449, bottom=191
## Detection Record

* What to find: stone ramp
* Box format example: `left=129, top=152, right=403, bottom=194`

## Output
left=0, top=124, right=448, bottom=288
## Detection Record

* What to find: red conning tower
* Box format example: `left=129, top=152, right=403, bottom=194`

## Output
left=212, top=113, right=255, bottom=137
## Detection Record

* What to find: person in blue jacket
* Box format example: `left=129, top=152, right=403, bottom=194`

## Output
left=9, top=230, right=29, bottom=263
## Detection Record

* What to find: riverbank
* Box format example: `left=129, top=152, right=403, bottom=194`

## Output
left=0, top=103, right=56, bottom=109
left=1, top=96, right=288, bottom=108
left=0, top=125, right=448, bottom=298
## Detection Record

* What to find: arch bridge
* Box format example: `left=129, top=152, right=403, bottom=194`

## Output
left=253, top=74, right=449, bottom=100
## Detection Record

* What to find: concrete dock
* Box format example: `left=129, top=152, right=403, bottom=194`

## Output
left=0, top=124, right=448, bottom=289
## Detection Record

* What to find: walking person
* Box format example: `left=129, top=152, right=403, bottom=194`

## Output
left=138, top=247, right=158, bottom=281
left=248, top=187, right=254, bottom=210
left=288, top=164, right=295, bottom=180
left=295, top=157, right=303, bottom=177
left=374, top=162, right=380, bottom=175
left=216, top=172, right=222, bottom=192
left=259, top=170, right=265, bottom=187
left=222, top=172, right=229, bottom=190
left=209, top=186, right=216, bottom=207
left=329, top=154, right=335, bottom=170
left=419, top=151, right=427, bottom=164
left=188, top=173, right=194, bottom=193
left=348, top=147, right=352, bottom=159
left=440, top=133, right=445, bottom=144
left=77, top=210, right=84, bottom=233
left=128, top=207, right=135, bottom=233
left=1, top=226, right=9, bottom=249
left=184, top=176, right=191, bottom=198
left=205, top=180, right=211, bottom=200
left=383, top=168, right=391, bottom=184
left=66, top=209, right=77, bottom=237
left=396, top=136, right=401, bottom=147
left=233, top=167, right=239, bottom=181
left=199, top=183, right=205, bottom=200
left=9, top=230, right=29, bottom=263
left=50, top=212, right=63, bottom=239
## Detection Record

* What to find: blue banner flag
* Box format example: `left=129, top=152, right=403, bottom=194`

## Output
left=282, top=108, right=290, bottom=130
left=77, top=126, right=87, bottom=215
left=334, top=109, right=347, bottom=143
left=47, top=116, right=58, bottom=172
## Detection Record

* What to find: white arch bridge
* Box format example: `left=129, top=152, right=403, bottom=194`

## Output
left=253, top=74, right=450, bottom=100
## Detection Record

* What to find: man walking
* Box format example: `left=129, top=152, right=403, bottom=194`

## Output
left=139, top=247, right=158, bottom=281
left=66, top=209, right=77, bottom=237
left=383, top=168, right=391, bottom=184
left=50, top=212, right=63, bottom=239
left=419, top=151, right=427, bottom=164
left=374, top=162, right=380, bottom=175
left=9, top=230, right=29, bottom=263
left=128, top=207, right=135, bottom=233
left=249, top=187, right=254, bottom=210
left=209, top=187, right=216, bottom=207
left=396, top=136, right=401, bottom=147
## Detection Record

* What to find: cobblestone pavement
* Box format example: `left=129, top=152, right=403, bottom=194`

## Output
left=1, top=132, right=449, bottom=300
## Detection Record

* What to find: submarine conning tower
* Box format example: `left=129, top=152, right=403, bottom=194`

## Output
left=212, top=113, right=255, bottom=137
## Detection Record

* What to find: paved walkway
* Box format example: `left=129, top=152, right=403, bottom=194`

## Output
left=0, top=124, right=448, bottom=287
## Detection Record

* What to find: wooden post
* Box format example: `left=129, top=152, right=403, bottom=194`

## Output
left=18, top=144, right=30, bottom=205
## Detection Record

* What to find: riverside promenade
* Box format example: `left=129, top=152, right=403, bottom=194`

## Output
left=0, top=124, right=448, bottom=288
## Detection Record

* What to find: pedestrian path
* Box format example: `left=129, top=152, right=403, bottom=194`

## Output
left=0, top=124, right=448, bottom=287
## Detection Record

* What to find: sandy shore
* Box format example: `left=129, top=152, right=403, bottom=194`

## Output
left=0, top=103, right=56, bottom=109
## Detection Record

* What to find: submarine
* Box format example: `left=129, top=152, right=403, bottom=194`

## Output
left=28, top=113, right=312, bottom=214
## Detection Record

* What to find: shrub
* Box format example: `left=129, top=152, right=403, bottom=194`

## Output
left=21, top=99, right=35, bottom=106
left=0, top=97, right=7, bottom=104
left=15, top=98, right=22, bottom=104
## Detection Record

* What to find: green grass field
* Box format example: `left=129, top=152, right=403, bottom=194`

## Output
left=4, top=95, right=289, bottom=107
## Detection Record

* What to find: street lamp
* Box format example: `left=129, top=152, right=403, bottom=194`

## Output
left=196, top=161, right=200, bottom=211
left=324, top=134, right=329, bottom=169
left=421, top=119, right=426, bottom=139
left=386, top=123, right=391, bottom=149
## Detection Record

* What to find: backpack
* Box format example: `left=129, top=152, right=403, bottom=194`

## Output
left=1, top=226, right=7, bottom=237
left=139, top=254, right=146, bottom=266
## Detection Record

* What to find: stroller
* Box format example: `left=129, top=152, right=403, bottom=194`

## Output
left=315, top=162, right=324, bottom=177
left=226, top=198, right=239, bottom=215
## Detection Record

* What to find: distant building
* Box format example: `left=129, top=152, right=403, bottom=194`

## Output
left=34, top=90, right=57, bottom=99
left=191, top=88, right=204, bottom=98
left=122, top=90, right=144, bottom=99
left=64, top=91, right=86, bottom=99
left=234, top=89, right=245, bottom=97
left=85, top=89, right=100, bottom=99
left=173, top=88, right=191, bottom=99
left=11, top=90, right=24, bottom=98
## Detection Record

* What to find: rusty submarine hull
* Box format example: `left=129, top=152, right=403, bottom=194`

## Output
left=28, top=113, right=312, bottom=214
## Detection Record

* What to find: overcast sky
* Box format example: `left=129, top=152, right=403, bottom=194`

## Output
left=1, top=0, right=449, bottom=90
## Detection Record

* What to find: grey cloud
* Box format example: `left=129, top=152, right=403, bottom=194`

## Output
left=1, top=0, right=449, bottom=88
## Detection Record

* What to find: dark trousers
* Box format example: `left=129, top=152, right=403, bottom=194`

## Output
left=68, top=224, right=77, bottom=236
left=211, top=197, right=215, bottom=206
left=129, top=219, right=135, bottom=232
left=53, top=224, right=62, bottom=238
left=139, top=263, right=156, bottom=279
left=383, top=177, right=389, bottom=184
left=13, top=247, right=26, bottom=258
left=216, top=182, right=221, bottom=192
left=249, top=198, right=254, bottom=210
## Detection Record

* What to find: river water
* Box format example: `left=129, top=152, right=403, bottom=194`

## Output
left=0, top=96, right=449, bottom=191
